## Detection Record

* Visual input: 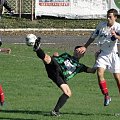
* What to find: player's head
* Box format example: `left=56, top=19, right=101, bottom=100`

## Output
left=107, top=9, right=118, bottom=17
left=107, top=9, right=118, bottom=25
left=73, top=46, right=84, bottom=60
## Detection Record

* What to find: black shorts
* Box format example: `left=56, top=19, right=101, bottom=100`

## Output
left=44, top=57, right=67, bottom=87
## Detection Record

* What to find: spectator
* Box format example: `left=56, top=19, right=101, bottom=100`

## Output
left=0, top=0, right=14, bottom=18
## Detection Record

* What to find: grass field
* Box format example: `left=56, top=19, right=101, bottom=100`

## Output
left=1, top=14, right=120, bottom=29
left=0, top=43, right=120, bottom=120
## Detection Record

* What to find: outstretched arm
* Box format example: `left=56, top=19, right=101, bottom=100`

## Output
left=87, top=67, right=96, bottom=73
left=0, top=48, right=11, bottom=54
left=53, top=52, right=59, bottom=57
left=76, top=37, right=95, bottom=54
left=86, top=49, right=101, bottom=73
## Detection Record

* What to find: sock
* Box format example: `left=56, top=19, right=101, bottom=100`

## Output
left=54, top=94, right=69, bottom=112
left=0, top=85, right=4, bottom=104
left=36, top=48, right=45, bottom=60
left=99, top=80, right=108, bottom=96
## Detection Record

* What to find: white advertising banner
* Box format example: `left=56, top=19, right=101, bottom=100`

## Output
left=35, top=0, right=71, bottom=18
left=70, top=0, right=108, bottom=19
left=35, top=0, right=119, bottom=19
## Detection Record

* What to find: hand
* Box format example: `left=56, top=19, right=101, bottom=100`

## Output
left=0, top=48, right=11, bottom=54
left=53, top=52, right=59, bottom=56
left=111, top=30, right=118, bottom=41
left=95, top=50, right=101, bottom=59
left=76, top=46, right=86, bottom=54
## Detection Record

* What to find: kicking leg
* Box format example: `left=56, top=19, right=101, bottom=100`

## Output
left=33, top=37, right=51, bottom=64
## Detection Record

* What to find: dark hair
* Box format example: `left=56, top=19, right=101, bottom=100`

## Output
left=74, top=46, right=82, bottom=50
left=107, top=9, right=118, bottom=17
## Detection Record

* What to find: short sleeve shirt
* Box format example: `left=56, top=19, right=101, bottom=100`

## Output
left=54, top=53, right=88, bottom=81
left=90, top=21, right=120, bottom=53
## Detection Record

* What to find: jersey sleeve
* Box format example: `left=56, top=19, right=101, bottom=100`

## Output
left=116, top=24, right=120, bottom=35
left=90, top=22, right=103, bottom=39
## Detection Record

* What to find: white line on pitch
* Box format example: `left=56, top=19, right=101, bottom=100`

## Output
left=13, top=43, right=56, bottom=45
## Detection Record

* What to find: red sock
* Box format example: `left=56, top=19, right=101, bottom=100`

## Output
left=0, top=85, right=4, bottom=103
left=99, top=80, right=108, bottom=95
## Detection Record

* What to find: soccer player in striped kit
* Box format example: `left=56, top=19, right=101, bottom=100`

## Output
left=32, top=37, right=96, bottom=116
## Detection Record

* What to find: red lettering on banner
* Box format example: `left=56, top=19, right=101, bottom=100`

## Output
left=39, top=2, right=70, bottom=6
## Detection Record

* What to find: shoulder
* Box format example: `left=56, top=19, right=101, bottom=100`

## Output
left=95, top=21, right=107, bottom=30
left=98, top=21, right=107, bottom=27
left=114, top=22, right=120, bottom=33
left=115, top=22, right=120, bottom=28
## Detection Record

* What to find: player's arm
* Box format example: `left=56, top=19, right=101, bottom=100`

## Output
left=0, top=48, right=11, bottom=54
left=84, top=37, right=95, bottom=48
left=76, top=37, right=95, bottom=54
left=111, top=31, right=120, bottom=41
left=81, top=50, right=99, bottom=74
left=77, top=22, right=102, bottom=54
left=53, top=52, right=59, bottom=57
left=86, top=67, right=96, bottom=73
left=80, top=64, right=96, bottom=74
left=86, top=50, right=101, bottom=73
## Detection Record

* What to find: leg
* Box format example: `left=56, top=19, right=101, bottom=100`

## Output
left=3, top=0, right=12, bottom=12
left=51, top=84, right=71, bottom=116
left=0, top=84, right=4, bottom=106
left=97, top=67, right=108, bottom=95
left=97, top=67, right=111, bottom=106
left=33, top=38, right=52, bottom=64
left=36, top=48, right=51, bottom=64
left=113, top=73, right=120, bottom=94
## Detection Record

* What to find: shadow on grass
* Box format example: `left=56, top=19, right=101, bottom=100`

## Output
left=1, top=109, right=115, bottom=117
left=0, top=117, right=35, bottom=120
left=63, top=112, right=114, bottom=116
left=1, top=110, right=50, bottom=116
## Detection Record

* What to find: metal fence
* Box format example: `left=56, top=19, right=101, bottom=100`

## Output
left=6, top=0, right=33, bottom=13
left=3, top=0, right=34, bottom=20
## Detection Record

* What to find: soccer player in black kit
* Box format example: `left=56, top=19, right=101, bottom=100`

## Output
left=31, top=36, right=96, bottom=116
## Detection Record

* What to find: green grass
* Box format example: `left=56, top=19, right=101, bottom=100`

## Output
left=0, top=43, right=120, bottom=120
left=1, top=14, right=120, bottom=29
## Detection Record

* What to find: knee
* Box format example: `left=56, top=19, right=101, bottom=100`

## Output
left=66, top=91, right=72, bottom=97
left=97, top=69, right=105, bottom=80
left=97, top=70, right=103, bottom=77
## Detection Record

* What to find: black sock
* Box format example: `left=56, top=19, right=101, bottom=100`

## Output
left=36, top=48, right=45, bottom=60
left=54, top=93, right=69, bottom=112
left=105, top=93, right=109, bottom=97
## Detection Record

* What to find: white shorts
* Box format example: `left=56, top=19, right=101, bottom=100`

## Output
left=94, top=51, right=120, bottom=73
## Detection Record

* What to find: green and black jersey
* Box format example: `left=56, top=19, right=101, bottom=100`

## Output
left=54, top=53, right=88, bottom=81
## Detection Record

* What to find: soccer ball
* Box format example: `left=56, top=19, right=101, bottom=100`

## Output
left=25, top=34, right=37, bottom=46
